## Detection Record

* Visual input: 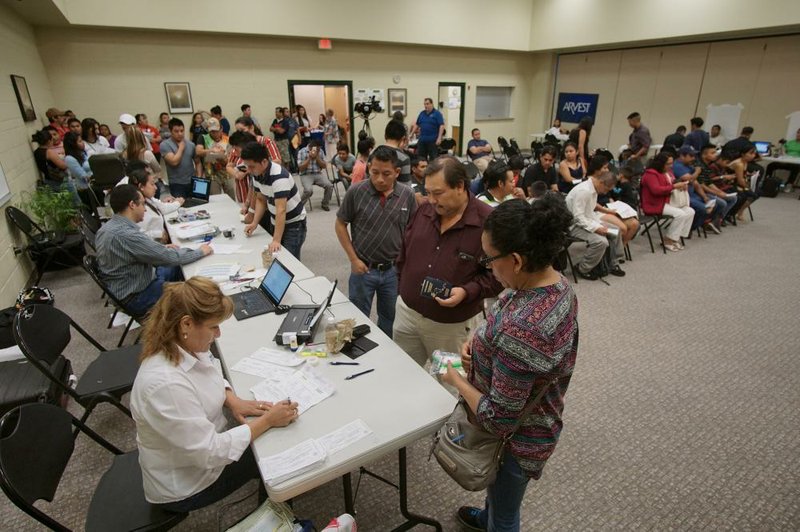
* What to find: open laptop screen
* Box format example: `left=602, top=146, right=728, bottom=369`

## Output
left=191, top=177, right=211, bottom=198
left=753, top=141, right=770, bottom=155
left=261, top=258, right=293, bottom=304
left=308, top=280, right=338, bottom=329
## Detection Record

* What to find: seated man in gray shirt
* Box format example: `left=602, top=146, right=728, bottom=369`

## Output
left=159, top=117, right=198, bottom=199
left=332, top=143, right=357, bottom=189
left=96, top=184, right=212, bottom=317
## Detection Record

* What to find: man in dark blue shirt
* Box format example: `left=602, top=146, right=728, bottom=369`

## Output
left=411, top=98, right=445, bottom=161
left=683, top=117, right=710, bottom=153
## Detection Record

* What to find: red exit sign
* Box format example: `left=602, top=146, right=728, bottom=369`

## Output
left=318, top=39, right=332, bottom=50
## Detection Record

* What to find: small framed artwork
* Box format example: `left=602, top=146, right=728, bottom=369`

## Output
left=10, top=75, right=36, bottom=122
left=388, top=88, right=407, bottom=117
left=164, top=82, right=193, bottom=114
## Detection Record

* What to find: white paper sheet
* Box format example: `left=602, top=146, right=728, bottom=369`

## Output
left=606, top=201, right=638, bottom=219
left=174, top=222, right=217, bottom=240
left=259, top=439, right=326, bottom=485
left=185, top=242, right=246, bottom=255
left=229, top=357, right=297, bottom=380
left=195, top=263, right=240, bottom=281
left=251, top=347, right=305, bottom=367
left=250, top=365, right=335, bottom=414
left=316, top=419, right=372, bottom=455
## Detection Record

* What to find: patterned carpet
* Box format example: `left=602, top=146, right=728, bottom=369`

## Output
left=1, top=191, right=798, bottom=531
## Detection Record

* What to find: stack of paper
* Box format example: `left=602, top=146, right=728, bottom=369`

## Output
left=251, top=347, right=305, bottom=367
left=174, top=221, right=217, bottom=240
left=251, top=365, right=335, bottom=414
left=230, top=357, right=297, bottom=380
left=259, top=439, right=326, bottom=485
left=258, top=420, right=373, bottom=485
left=607, top=201, right=638, bottom=219
left=194, top=263, right=240, bottom=282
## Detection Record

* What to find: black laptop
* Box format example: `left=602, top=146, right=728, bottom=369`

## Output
left=182, top=177, right=211, bottom=207
left=274, top=280, right=338, bottom=345
left=231, top=259, right=294, bottom=321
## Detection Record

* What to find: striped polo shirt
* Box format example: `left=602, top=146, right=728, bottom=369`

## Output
left=250, top=162, right=306, bottom=225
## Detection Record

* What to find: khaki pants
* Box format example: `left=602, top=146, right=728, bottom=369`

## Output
left=392, top=296, right=476, bottom=367
left=472, top=156, right=493, bottom=174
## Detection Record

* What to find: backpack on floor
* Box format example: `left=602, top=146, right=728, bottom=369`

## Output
left=760, top=176, right=781, bottom=198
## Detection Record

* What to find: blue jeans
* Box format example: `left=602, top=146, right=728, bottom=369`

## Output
left=710, top=193, right=736, bottom=220
left=348, top=265, right=398, bottom=338
left=688, top=194, right=707, bottom=230
left=416, top=140, right=439, bottom=161
left=477, top=450, right=531, bottom=532
left=125, top=266, right=183, bottom=317
left=281, top=220, right=307, bottom=260
left=169, top=182, right=192, bottom=199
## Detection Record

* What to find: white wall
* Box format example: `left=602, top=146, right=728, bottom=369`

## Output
left=0, top=2, right=56, bottom=306
left=530, top=0, right=800, bottom=51
left=54, top=0, right=535, bottom=52
left=36, top=27, right=554, bottom=155
left=553, top=34, right=800, bottom=152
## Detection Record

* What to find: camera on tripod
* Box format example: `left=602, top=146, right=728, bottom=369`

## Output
left=354, top=95, right=384, bottom=117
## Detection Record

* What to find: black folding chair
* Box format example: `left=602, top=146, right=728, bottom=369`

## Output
left=5, top=206, right=84, bottom=285
left=437, top=138, right=456, bottom=156
left=0, top=403, right=186, bottom=531
left=639, top=214, right=674, bottom=254
left=497, top=137, right=511, bottom=162
left=13, top=304, right=141, bottom=429
left=325, top=158, right=346, bottom=206
left=557, top=236, right=589, bottom=283
left=82, top=255, right=147, bottom=346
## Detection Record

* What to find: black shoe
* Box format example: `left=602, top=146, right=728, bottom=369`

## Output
left=321, top=204, right=330, bottom=211
left=576, top=268, right=600, bottom=281
left=456, top=506, right=486, bottom=531
left=609, top=266, right=626, bottom=277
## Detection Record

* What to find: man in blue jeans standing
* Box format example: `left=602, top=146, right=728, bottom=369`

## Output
left=335, top=146, right=417, bottom=337
left=95, top=184, right=212, bottom=317
left=240, top=141, right=308, bottom=259
left=411, top=98, right=445, bottom=161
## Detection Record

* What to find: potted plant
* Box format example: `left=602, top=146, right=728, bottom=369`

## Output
left=18, top=185, right=79, bottom=233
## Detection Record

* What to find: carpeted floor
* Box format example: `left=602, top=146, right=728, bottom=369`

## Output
left=2, top=189, right=798, bottom=531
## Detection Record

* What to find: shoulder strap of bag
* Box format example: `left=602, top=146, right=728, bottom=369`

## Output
left=503, top=374, right=565, bottom=441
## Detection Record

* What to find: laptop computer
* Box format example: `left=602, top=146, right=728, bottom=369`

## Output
left=230, top=258, right=294, bottom=321
left=274, top=279, right=338, bottom=345
left=753, top=141, right=770, bottom=156
left=182, top=177, right=211, bottom=207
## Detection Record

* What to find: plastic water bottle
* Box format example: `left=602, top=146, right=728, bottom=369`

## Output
left=324, top=316, right=338, bottom=353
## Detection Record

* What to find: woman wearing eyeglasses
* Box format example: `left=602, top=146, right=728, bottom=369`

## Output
left=442, top=196, right=579, bottom=532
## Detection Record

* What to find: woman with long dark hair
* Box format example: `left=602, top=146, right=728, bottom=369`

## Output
left=81, top=117, right=114, bottom=155
left=31, top=128, right=68, bottom=190
left=63, top=131, right=92, bottom=205
left=568, top=116, right=593, bottom=171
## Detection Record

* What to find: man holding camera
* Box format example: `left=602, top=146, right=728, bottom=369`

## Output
left=394, top=156, right=502, bottom=366
left=411, top=98, right=445, bottom=161
left=297, top=140, right=334, bottom=211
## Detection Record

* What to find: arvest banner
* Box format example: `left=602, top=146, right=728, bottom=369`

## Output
left=556, top=93, right=599, bottom=123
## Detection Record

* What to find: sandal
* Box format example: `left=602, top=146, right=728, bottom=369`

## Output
left=664, top=243, right=681, bottom=252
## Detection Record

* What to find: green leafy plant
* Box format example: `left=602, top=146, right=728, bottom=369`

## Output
left=18, top=185, right=78, bottom=233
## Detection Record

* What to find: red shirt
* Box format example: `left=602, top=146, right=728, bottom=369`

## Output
left=139, top=124, right=161, bottom=154
left=396, top=195, right=502, bottom=323
left=640, top=168, right=674, bottom=215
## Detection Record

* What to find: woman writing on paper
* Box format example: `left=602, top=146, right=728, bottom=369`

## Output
left=131, top=277, right=299, bottom=512
left=442, top=197, right=579, bottom=532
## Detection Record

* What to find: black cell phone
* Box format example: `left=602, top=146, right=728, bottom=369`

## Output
left=420, top=276, right=452, bottom=300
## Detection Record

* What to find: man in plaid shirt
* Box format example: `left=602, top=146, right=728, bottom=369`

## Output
left=297, top=140, right=334, bottom=211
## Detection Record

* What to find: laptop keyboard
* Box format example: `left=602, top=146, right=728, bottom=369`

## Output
left=241, top=292, right=272, bottom=313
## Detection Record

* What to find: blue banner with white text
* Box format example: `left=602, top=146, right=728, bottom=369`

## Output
left=556, top=93, right=599, bottom=124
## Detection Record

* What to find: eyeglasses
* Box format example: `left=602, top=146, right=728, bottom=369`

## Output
left=478, top=254, right=508, bottom=268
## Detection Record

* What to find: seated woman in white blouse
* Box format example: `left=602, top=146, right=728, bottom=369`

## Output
left=126, top=166, right=181, bottom=242
left=130, top=277, right=298, bottom=513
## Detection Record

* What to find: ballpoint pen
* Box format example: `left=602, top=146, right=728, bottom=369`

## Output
left=345, top=369, right=374, bottom=380
left=330, top=361, right=359, bottom=366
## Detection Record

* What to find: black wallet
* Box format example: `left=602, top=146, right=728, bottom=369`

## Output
left=340, top=336, right=378, bottom=359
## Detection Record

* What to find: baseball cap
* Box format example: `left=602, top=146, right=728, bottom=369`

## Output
left=678, top=145, right=697, bottom=156
left=207, top=117, right=221, bottom=131
left=118, top=113, right=136, bottom=125
left=45, top=107, right=64, bottom=120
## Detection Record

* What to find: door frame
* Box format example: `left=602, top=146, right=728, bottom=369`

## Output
left=437, top=81, right=466, bottom=156
left=287, top=80, right=355, bottom=150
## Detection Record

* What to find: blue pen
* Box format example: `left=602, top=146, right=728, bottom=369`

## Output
left=451, top=434, right=465, bottom=444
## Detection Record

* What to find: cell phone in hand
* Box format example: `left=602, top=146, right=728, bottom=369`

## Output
left=420, top=276, right=452, bottom=300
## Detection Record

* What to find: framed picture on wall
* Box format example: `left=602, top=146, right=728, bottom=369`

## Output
left=10, top=75, right=36, bottom=122
left=164, top=82, right=193, bottom=114
left=388, top=88, right=407, bottom=117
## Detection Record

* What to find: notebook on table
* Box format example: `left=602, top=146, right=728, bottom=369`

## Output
left=182, top=177, right=211, bottom=207
left=274, top=280, right=338, bottom=345
left=230, top=259, right=294, bottom=321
